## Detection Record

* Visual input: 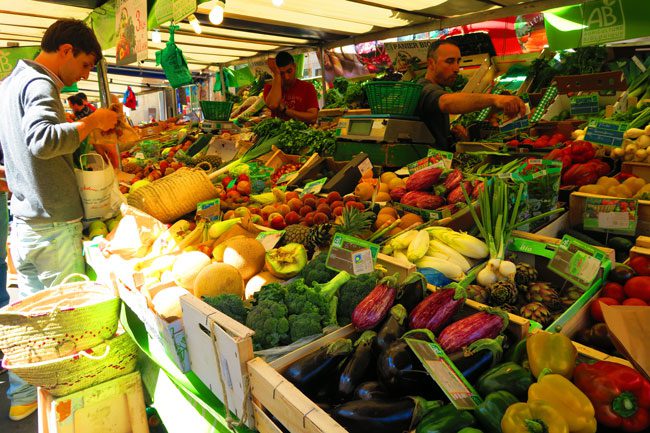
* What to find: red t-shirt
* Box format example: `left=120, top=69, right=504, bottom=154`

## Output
left=264, top=80, right=319, bottom=121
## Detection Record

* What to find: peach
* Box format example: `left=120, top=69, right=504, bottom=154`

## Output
left=313, top=212, right=329, bottom=225
left=285, top=211, right=301, bottom=225
left=288, top=198, right=303, bottom=212
left=299, top=205, right=313, bottom=217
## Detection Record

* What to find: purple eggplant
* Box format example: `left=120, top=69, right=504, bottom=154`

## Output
left=284, top=339, right=352, bottom=396
left=408, top=286, right=466, bottom=333
left=339, top=331, right=377, bottom=398
left=376, top=304, right=407, bottom=352
left=354, top=381, right=391, bottom=401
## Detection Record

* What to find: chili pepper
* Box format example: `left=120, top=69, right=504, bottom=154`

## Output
left=501, top=401, right=569, bottom=433
left=573, top=361, right=650, bottom=432
left=475, top=390, right=519, bottom=433
left=528, top=373, right=597, bottom=433
left=526, top=331, right=577, bottom=379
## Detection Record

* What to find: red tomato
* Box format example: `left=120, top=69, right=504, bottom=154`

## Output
left=622, top=298, right=648, bottom=306
left=629, top=256, right=650, bottom=277
left=601, top=282, right=626, bottom=303
left=623, top=276, right=650, bottom=302
left=590, top=297, right=619, bottom=322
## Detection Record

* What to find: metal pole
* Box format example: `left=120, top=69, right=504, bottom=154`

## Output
left=96, top=58, right=122, bottom=169
left=318, top=45, right=327, bottom=103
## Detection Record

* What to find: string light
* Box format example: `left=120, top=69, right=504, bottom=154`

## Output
left=152, top=29, right=162, bottom=43
left=272, top=0, right=284, bottom=6
left=209, top=1, right=226, bottom=25
left=189, top=14, right=202, bottom=34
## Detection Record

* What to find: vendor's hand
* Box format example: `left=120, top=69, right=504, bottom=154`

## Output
left=451, top=124, right=469, bottom=141
left=267, top=58, right=280, bottom=76
left=494, top=95, right=527, bottom=118
left=89, top=108, right=119, bottom=132
left=93, top=141, right=119, bottom=168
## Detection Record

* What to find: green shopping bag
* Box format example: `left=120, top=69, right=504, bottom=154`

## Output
left=155, top=25, right=193, bottom=88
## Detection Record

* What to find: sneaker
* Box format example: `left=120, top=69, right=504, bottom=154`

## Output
left=9, top=401, right=38, bottom=421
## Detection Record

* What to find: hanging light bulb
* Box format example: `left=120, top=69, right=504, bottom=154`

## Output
left=209, top=1, right=226, bottom=25
left=189, top=14, right=202, bottom=34
left=272, top=0, right=284, bottom=6
left=152, top=29, right=162, bottom=44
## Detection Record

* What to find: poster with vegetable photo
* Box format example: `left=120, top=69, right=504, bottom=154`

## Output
left=115, top=0, right=147, bottom=66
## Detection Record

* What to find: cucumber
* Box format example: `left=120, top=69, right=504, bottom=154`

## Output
left=187, top=134, right=213, bottom=157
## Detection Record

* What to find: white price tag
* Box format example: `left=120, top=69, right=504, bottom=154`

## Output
left=357, top=158, right=373, bottom=176
left=597, top=212, right=630, bottom=229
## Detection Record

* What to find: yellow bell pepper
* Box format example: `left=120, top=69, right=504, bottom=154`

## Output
left=501, top=401, right=569, bottom=433
left=526, top=331, right=577, bottom=379
left=528, top=374, right=597, bottom=433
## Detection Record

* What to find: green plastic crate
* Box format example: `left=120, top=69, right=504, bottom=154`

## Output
left=200, top=101, right=234, bottom=121
left=365, top=81, right=423, bottom=116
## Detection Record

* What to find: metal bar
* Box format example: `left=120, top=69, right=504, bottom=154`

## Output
left=95, top=57, right=121, bottom=169
left=323, top=0, right=577, bottom=50
left=318, top=45, right=327, bottom=101
left=223, top=45, right=319, bottom=67
left=345, top=0, right=444, bottom=19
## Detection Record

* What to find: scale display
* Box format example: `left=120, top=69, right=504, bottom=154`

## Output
left=348, top=119, right=373, bottom=137
left=337, top=115, right=435, bottom=144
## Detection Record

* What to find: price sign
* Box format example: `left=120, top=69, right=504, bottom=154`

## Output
left=406, top=338, right=482, bottom=410
left=427, top=149, right=454, bottom=169
left=326, top=233, right=379, bottom=275
left=357, top=158, right=373, bottom=176
left=256, top=230, right=285, bottom=251
left=548, top=235, right=609, bottom=290
left=583, top=197, right=637, bottom=235
left=276, top=171, right=298, bottom=185
left=500, top=116, right=530, bottom=133
left=570, top=94, right=599, bottom=115
left=300, top=177, right=327, bottom=197
left=584, top=119, right=629, bottom=147
left=197, top=198, right=221, bottom=221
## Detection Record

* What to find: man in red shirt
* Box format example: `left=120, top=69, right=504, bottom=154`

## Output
left=264, top=52, right=319, bottom=124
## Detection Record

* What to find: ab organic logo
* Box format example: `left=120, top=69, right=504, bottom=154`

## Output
left=582, top=0, right=625, bottom=45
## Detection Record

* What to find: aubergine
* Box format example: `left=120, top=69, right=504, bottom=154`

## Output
left=395, top=272, right=427, bottom=313
left=376, top=304, right=407, bottom=352
left=332, top=396, right=442, bottom=433
left=339, top=331, right=378, bottom=398
left=354, top=381, right=391, bottom=401
left=284, top=339, right=353, bottom=396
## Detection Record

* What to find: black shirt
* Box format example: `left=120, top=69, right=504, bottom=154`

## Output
left=417, top=78, right=452, bottom=151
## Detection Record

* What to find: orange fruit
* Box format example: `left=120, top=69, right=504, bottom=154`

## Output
left=375, top=213, right=396, bottom=229
left=375, top=192, right=391, bottom=202
left=354, top=182, right=374, bottom=201
left=378, top=206, right=398, bottom=217
left=380, top=172, right=397, bottom=183
left=400, top=212, right=424, bottom=229
left=362, top=169, right=374, bottom=179
left=379, top=183, right=390, bottom=193
left=388, top=177, right=406, bottom=191
left=388, top=227, right=403, bottom=236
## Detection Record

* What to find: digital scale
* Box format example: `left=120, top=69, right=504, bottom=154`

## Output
left=200, top=119, right=241, bottom=134
left=334, top=114, right=435, bottom=167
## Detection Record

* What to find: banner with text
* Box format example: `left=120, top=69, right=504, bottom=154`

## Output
left=0, top=46, right=40, bottom=81
left=383, top=41, right=430, bottom=81
left=116, top=0, right=148, bottom=66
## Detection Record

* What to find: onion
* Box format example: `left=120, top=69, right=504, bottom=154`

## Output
left=498, top=260, right=517, bottom=282
left=477, top=266, right=498, bottom=287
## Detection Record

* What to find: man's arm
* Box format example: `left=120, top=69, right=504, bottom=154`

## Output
left=75, top=108, right=118, bottom=141
left=264, top=58, right=283, bottom=110
left=439, top=93, right=526, bottom=117
left=286, top=107, right=318, bottom=124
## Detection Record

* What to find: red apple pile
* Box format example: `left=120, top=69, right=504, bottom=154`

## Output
left=218, top=174, right=252, bottom=209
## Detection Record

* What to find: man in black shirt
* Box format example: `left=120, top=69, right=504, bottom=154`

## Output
left=417, top=40, right=526, bottom=151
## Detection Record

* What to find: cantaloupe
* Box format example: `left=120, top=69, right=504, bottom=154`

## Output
left=193, top=263, right=245, bottom=299
left=245, top=271, right=282, bottom=299
left=171, top=251, right=211, bottom=289
left=222, top=237, right=266, bottom=280
left=151, top=286, right=192, bottom=322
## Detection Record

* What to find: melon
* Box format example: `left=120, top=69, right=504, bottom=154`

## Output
left=171, top=251, right=211, bottom=289
left=194, top=263, right=245, bottom=299
left=151, top=286, right=192, bottom=322
left=221, top=237, right=266, bottom=280
left=245, top=271, right=282, bottom=299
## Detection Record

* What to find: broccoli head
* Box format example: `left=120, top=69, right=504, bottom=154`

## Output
left=202, top=294, right=248, bottom=324
left=298, top=253, right=337, bottom=286
left=336, top=271, right=381, bottom=326
left=245, top=299, right=290, bottom=350
left=252, top=282, right=286, bottom=304
left=288, top=312, right=323, bottom=342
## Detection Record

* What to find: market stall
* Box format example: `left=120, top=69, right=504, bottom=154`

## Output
left=3, top=1, right=650, bottom=433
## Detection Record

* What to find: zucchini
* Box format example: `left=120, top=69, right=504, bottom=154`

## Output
left=187, top=134, right=212, bottom=157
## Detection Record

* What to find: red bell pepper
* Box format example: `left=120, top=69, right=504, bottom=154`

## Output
left=568, top=140, right=596, bottom=163
left=562, top=162, right=600, bottom=186
left=574, top=361, right=650, bottom=432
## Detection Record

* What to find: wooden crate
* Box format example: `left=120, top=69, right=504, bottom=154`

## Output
left=248, top=299, right=530, bottom=433
left=181, top=295, right=256, bottom=427
left=622, top=161, right=650, bottom=179
left=569, top=192, right=650, bottom=235
left=38, top=372, right=148, bottom=433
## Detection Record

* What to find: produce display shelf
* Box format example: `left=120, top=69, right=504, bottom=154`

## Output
left=569, top=191, right=650, bottom=235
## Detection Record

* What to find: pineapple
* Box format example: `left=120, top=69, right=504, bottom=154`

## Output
left=306, top=223, right=332, bottom=253
left=519, top=302, right=552, bottom=326
left=466, top=284, right=489, bottom=304
left=192, top=154, right=223, bottom=170
left=515, top=263, right=538, bottom=290
left=282, top=224, right=310, bottom=246
left=487, top=280, right=518, bottom=306
left=526, top=282, right=562, bottom=311
left=335, top=207, right=374, bottom=237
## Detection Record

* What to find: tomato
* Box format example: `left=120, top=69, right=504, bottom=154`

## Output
left=629, top=255, right=650, bottom=276
left=623, top=276, right=650, bottom=302
left=590, top=297, right=619, bottom=322
left=601, top=282, right=626, bottom=303
left=622, top=298, right=648, bottom=306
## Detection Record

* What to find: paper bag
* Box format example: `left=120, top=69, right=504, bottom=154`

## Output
left=103, top=204, right=167, bottom=260
left=602, top=304, right=650, bottom=381
left=75, top=153, right=119, bottom=221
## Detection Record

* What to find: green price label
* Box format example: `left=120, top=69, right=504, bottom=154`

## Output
left=196, top=198, right=221, bottom=221
left=256, top=230, right=286, bottom=251
left=570, top=94, right=599, bottom=115
left=277, top=171, right=298, bottom=185
left=300, top=177, right=327, bottom=197
left=547, top=235, right=609, bottom=290
left=583, top=197, right=637, bottom=235
left=326, top=233, right=379, bottom=275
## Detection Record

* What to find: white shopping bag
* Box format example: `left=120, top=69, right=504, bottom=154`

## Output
left=75, top=153, right=123, bottom=221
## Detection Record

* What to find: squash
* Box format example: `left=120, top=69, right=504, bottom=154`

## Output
left=193, top=263, right=244, bottom=299
left=623, top=176, right=646, bottom=194
left=624, top=128, right=646, bottom=139
left=579, top=184, right=606, bottom=195
left=171, top=251, right=212, bottom=290
left=152, top=286, right=192, bottom=322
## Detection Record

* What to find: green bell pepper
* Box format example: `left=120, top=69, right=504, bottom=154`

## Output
left=475, top=390, right=519, bottom=433
left=415, top=404, right=476, bottom=433
left=476, top=361, right=534, bottom=400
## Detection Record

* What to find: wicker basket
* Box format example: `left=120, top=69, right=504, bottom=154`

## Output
left=127, top=167, right=220, bottom=223
left=2, top=331, right=138, bottom=397
left=0, top=274, right=120, bottom=364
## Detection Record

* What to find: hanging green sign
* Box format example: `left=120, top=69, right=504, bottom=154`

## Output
left=0, top=46, right=40, bottom=81
left=544, top=0, right=650, bottom=50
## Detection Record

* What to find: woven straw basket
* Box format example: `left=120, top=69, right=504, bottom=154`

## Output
left=127, top=167, right=219, bottom=223
left=2, top=331, right=138, bottom=397
left=0, top=274, right=120, bottom=364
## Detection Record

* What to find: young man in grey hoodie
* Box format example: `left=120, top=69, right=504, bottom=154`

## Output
left=0, top=18, right=118, bottom=421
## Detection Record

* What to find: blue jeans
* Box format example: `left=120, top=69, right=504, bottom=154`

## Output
left=7, top=219, right=85, bottom=406
left=0, top=192, right=8, bottom=308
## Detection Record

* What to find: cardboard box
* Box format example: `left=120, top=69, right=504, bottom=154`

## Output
left=38, top=371, right=148, bottom=433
